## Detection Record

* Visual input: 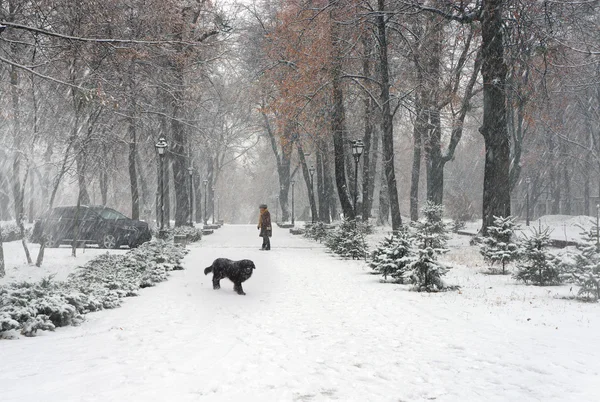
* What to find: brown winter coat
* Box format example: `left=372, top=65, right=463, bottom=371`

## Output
left=258, top=208, right=272, bottom=237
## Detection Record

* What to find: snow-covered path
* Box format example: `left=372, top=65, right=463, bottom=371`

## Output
left=1, top=225, right=598, bottom=401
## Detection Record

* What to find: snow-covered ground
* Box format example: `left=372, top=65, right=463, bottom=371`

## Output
left=0, top=242, right=128, bottom=285
left=462, top=214, right=599, bottom=244
left=1, top=222, right=599, bottom=401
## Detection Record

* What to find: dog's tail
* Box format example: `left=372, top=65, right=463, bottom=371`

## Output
left=204, top=266, right=213, bottom=275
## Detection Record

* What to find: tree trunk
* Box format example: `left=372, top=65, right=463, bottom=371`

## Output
left=563, top=162, right=571, bottom=215
left=361, top=35, right=375, bottom=221
left=479, top=0, right=511, bottom=234
left=0, top=169, right=10, bottom=221
left=11, top=63, right=23, bottom=224
left=298, top=145, right=318, bottom=223
left=128, top=114, right=140, bottom=220
left=330, top=7, right=355, bottom=220
left=136, top=149, right=150, bottom=220
left=0, top=227, right=4, bottom=277
left=367, top=126, right=379, bottom=221
left=194, top=172, right=202, bottom=224
left=377, top=0, right=402, bottom=230
left=317, top=145, right=326, bottom=223
left=19, top=167, right=32, bottom=264
left=171, top=70, right=190, bottom=227
left=426, top=109, right=444, bottom=205
left=261, top=109, right=292, bottom=222
left=584, top=151, right=590, bottom=216
left=411, top=103, right=425, bottom=221
left=378, top=164, right=390, bottom=226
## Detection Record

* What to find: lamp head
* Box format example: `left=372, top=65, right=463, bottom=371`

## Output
left=155, top=137, right=168, bottom=155
left=352, top=140, right=364, bottom=157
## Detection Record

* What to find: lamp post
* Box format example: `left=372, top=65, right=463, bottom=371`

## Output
left=217, top=196, right=220, bottom=222
left=525, top=177, right=531, bottom=226
left=187, top=166, right=193, bottom=226
left=155, top=137, right=168, bottom=232
left=309, top=165, right=315, bottom=223
left=291, top=180, right=296, bottom=226
left=351, top=140, right=365, bottom=218
left=211, top=186, right=215, bottom=224
left=275, top=195, right=279, bottom=222
left=203, top=179, right=208, bottom=225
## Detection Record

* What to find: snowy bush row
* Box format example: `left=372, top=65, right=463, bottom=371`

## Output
left=153, top=225, right=203, bottom=242
left=478, top=216, right=600, bottom=301
left=324, top=218, right=371, bottom=260
left=303, top=222, right=330, bottom=243
left=0, top=222, right=30, bottom=242
left=0, top=240, right=188, bottom=338
left=307, top=202, right=453, bottom=292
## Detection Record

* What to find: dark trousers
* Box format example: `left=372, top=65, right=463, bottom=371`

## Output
left=261, top=235, right=271, bottom=250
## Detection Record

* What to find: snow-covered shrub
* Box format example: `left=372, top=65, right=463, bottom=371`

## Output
left=514, top=228, right=563, bottom=286
left=171, top=226, right=202, bottom=242
left=369, top=230, right=413, bottom=281
left=21, top=315, right=55, bottom=337
left=568, top=222, right=600, bottom=301
left=0, top=311, right=20, bottom=332
left=0, top=279, right=83, bottom=332
left=325, top=218, right=369, bottom=260
left=303, top=222, right=329, bottom=243
left=0, top=240, right=189, bottom=337
left=151, top=226, right=202, bottom=242
left=479, top=215, right=520, bottom=274
left=0, top=222, right=30, bottom=242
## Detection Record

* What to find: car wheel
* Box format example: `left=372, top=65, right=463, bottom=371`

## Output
left=45, top=233, right=60, bottom=248
left=100, top=233, right=119, bottom=249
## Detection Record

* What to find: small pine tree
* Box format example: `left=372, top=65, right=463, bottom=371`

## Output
left=369, top=230, right=413, bottom=281
left=304, top=222, right=328, bottom=242
left=325, top=218, right=369, bottom=260
left=407, top=247, right=449, bottom=292
left=404, top=202, right=453, bottom=292
left=570, top=221, right=600, bottom=301
left=410, top=201, right=450, bottom=253
left=479, top=215, right=520, bottom=274
left=514, top=228, right=562, bottom=286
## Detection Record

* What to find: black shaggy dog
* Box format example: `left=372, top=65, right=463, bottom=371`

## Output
left=204, top=258, right=256, bottom=295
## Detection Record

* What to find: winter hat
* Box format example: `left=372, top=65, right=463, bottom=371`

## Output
left=259, top=204, right=268, bottom=209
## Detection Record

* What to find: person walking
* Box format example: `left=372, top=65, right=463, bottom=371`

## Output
left=257, top=204, right=272, bottom=250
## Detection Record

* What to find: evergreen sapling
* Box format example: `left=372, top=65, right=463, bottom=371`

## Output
left=570, top=221, right=600, bottom=301
left=514, top=227, right=562, bottom=286
left=405, top=202, right=453, bottom=292
left=479, top=215, right=520, bottom=274
left=369, top=230, right=413, bottom=282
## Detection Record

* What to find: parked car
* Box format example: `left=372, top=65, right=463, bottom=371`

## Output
left=31, top=205, right=152, bottom=249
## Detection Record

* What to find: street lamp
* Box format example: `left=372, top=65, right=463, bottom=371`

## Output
left=203, top=179, right=208, bottom=225
left=525, top=177, right=531, bottom=226
left=187, top=166, right=193, bottom=226
left=275, top=195, right=279, bottom=222
left=154, top=136, right=168, bottom=231
left=212, top=186, right=215, bottom=224
left=291, top=180, right=296, bottom=226
left=309, top=165, right=315, bottom=223
left=351, top=140, right=364, bottom=217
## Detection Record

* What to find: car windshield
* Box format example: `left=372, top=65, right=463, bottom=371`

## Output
left=95, top=208, right=128, bottom=220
